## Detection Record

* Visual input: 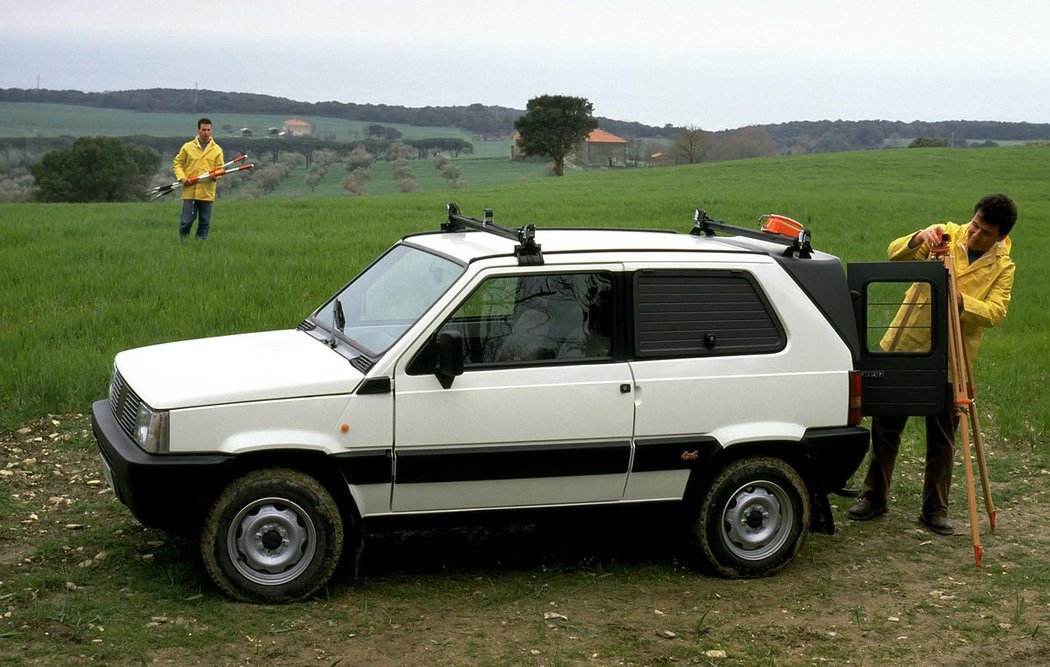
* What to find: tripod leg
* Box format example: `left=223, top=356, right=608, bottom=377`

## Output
left=959, top=340, right=996, bottom=531
left=968, top=403, right=997, bottom=530
left=941, top=254, right=983, bottom=568
left=957, top=410, right=984, bottom=568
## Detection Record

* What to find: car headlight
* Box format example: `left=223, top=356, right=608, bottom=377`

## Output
left=134, top=403, right=170, bottom=453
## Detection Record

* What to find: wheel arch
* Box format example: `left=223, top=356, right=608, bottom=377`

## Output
left=682, top=439, right=834, bottom=535
left=195, top=449, right=363, bottom=530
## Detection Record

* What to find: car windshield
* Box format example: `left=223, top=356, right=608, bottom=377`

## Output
left=313, top=244, right=464, bottom=355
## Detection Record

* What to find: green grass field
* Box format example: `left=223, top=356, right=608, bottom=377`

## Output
left=2, top=145, right=1050, bottom=665
left=1, top=146, right=1047, bottom=442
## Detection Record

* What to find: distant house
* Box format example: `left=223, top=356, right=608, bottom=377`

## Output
left=283, top=119, right=312, bottom=136
left=574, top=129, right=627, bottom=167
left=510, top=129, right=629, bottom=167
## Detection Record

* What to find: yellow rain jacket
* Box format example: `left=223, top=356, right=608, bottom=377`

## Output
left=880, top=221, right=1015, bottom=367
left=172, top=137, right=224, bottom=202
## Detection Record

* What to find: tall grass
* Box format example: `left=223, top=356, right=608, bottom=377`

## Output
left=1, top=147, right=1047, bottom=443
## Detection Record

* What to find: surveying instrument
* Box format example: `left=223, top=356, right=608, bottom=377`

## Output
left=930, top=234, right=996, bottom=569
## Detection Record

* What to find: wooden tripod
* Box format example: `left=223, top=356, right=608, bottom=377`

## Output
left=931, top=237, right=996, bottom=569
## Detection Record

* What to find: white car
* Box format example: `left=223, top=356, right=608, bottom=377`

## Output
left=93, top=205, right=949, bottom=603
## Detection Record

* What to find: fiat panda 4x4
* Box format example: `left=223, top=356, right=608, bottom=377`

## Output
left=92, top=205, right=950, bottom=603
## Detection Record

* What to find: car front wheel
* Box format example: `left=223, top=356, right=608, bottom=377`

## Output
left=691, top=456, right=810, bottom=578
left=201, top=468, right=344, bottom=603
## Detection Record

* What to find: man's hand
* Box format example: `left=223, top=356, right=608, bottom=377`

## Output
left=912, top=226, right=965, bottom=309
left=909, top=225, right=947, bottom=249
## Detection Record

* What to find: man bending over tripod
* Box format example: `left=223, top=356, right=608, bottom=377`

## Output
left=848, top=193, right=1017, bottom=535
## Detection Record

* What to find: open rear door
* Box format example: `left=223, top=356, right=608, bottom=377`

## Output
left=848, top=261, right=948, bottom=416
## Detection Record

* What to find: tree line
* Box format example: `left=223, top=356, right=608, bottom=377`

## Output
left=0, top=87, right=678, bottom=141
left=5, top=87, right=1050, bottom=151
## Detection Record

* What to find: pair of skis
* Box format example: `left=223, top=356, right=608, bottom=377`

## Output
left=147, top=154, right=254, bottom=200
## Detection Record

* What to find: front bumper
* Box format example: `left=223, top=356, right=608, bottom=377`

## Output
left=92, top=399, right=233, bottom=532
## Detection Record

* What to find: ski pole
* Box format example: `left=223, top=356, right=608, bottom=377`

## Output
left=148, top=154, right=246, bottom=198
left=148, top=154, right=253, bottom=199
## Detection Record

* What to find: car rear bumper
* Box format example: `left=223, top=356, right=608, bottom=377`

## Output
left=803, top=425, right=870, bottom=493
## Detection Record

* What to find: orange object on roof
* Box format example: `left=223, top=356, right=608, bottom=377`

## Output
left=760, top=214, right=805, bottom=239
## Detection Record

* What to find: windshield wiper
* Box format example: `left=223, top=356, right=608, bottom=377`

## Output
left=327, top=299, right=345, bottom=348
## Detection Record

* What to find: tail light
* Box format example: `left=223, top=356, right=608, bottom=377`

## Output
left=848, top=370, right=862, bottom=426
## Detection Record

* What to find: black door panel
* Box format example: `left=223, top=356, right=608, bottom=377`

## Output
left=848, top=261, right=948, bottom=416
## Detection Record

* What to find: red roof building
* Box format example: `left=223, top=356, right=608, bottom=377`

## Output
left=575, top=128, right=627, bottom=167
left=283, top=119, right=312, bottom=136
left=510, top=128, right=629, bottom=167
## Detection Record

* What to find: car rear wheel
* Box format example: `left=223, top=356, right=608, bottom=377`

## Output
left=202, top=468, right=344, bottom=603
left=691, top=456, right=810, bottom=578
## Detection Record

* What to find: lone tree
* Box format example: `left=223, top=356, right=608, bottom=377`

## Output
left=514, top=95, right=598, bottom=176
left=31, top=136, right=159, bottom=202
left=672, top=125, right=707, bottom=164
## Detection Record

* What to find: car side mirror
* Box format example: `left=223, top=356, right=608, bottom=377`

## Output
left=434, top=329, right=464, bottom=389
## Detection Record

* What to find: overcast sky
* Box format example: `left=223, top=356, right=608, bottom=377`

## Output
left=3, top=0, right=1048, bottom=130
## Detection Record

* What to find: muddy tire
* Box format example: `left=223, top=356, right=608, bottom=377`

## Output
left=201, top=468, right=343, bottom=603
left=690, top=456, right=810, bottom=578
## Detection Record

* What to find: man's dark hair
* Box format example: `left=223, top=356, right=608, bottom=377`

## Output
left=975, top=193, right=1017, bottom=236
left=197, top=117, right=212, bottom=128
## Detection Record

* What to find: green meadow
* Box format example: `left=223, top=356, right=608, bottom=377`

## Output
left=2, top=146, right=1050, bottom=666
left=1, top=146, right=1047, bottom=443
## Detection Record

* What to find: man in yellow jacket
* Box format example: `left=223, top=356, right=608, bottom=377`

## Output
left=173, top=118, right=224, bottom=239
left=849, top=193, right=1017, bottom=535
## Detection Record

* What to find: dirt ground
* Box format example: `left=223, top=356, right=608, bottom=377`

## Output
left=2, top=413, right=1049, bottom=666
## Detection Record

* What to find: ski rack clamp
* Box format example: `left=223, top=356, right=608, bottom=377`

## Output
left=691, top=208, right=813, bottom=259
left=443, top=203, right=544, bottom=265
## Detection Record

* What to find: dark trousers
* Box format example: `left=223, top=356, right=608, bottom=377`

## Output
left=179, top=200, right=214, bottom=239
left=860, top=408, right=960, bottom=518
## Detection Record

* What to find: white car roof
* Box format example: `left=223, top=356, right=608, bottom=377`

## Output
left=403, top=228, right=758, bottom=264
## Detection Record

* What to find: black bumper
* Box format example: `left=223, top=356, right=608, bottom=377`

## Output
left=92, top=399, right=234, bottom=532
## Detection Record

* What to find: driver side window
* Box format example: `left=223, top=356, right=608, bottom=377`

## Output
left=442, top=272, right=613, bottom=366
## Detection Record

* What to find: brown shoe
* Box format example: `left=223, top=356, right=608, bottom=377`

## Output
left=848, top=498, right=887, bottom=521
left=919, top=514, right=954, bottom=535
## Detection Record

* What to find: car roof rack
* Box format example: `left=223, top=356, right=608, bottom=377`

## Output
left=690, top=208, right=813, bottom=259
left=443, top=203, right=544, bottom=265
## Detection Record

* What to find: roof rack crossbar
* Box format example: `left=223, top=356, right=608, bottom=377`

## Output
left=690, top=208, right=813, bottom=259
left=443, top=203, right=544, bottom=265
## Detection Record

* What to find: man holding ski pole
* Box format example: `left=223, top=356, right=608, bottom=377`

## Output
left=173, top=117, right=224, bottom=240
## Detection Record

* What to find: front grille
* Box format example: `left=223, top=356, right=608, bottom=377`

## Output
left=109, top=369, right=142, bottom=439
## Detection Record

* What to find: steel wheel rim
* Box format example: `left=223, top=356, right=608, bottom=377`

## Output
left=228, top=497, right=317, bottom=586
left=719, top=480, right=794, bottom=562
